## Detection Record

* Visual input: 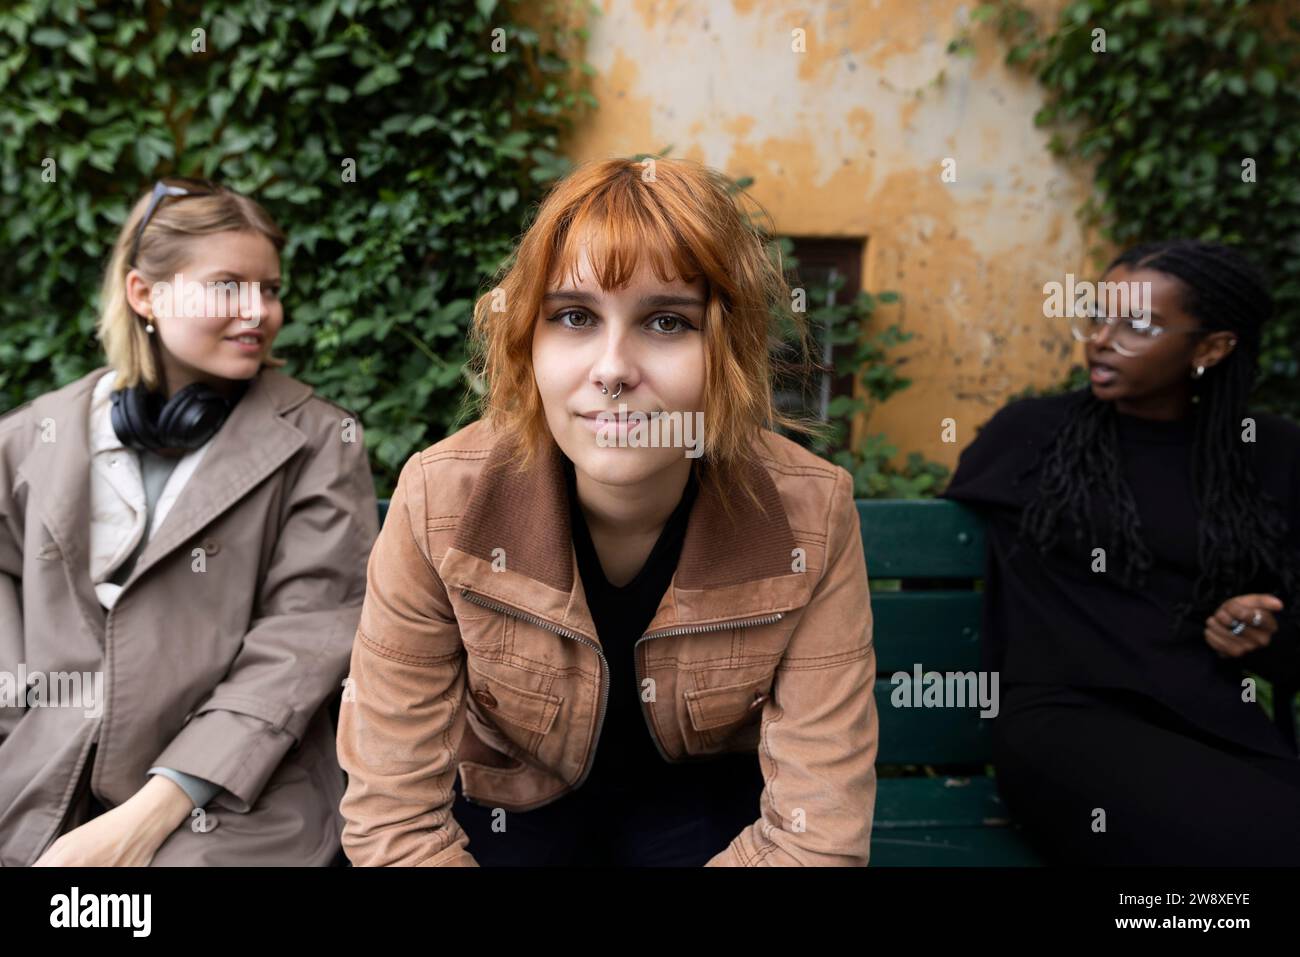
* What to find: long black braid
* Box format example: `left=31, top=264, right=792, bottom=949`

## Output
left=1018, top=239, right=1300, bottom=634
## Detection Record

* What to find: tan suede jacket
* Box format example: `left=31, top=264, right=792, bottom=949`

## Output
left=337, top=419, right=878, bottom=866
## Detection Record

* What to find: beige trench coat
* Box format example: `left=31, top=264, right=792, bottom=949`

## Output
left=0, top=365, right=377, bottom=866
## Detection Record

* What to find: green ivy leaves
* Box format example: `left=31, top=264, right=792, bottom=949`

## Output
left=978, top=0, right=1300, bottom=415
left=0, top=0, right=590, bottom=497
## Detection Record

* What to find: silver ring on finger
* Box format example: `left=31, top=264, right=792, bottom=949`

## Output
left=1251, top=610, right=1264, bottom=628
left=1230, top=618, right=1247, bottom=636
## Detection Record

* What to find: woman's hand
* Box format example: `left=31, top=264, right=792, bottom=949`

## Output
left=1204, top=593, right=1283, bottom=659
left=32, top=775, right=194, bottom=867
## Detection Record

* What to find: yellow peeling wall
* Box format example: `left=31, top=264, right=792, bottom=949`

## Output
left=558, top=0, right=1097, bottom=470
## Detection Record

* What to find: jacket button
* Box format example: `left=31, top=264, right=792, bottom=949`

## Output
left=473, top=688, right=497, bottom=710
left=202, top=540, right=220, bottom=555
left=749, top=692, right=768, bottom=710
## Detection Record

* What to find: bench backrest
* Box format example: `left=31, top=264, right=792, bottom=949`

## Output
left=857, top=499, right=989, bottom=766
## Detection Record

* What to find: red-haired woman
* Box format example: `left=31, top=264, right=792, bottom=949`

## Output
left=337, top=157, right=879, bottom=866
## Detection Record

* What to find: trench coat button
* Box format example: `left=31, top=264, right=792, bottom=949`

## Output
left=202, top=539, right=220, bottom=555
left=473, top=688, right=497, bottom=710
left=749, top=692, right=768, bottom=710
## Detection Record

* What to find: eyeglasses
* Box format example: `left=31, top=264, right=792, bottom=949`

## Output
left=1068, top=310, right=1204, bottom=357
left=126, top=177, right=218, bottom=268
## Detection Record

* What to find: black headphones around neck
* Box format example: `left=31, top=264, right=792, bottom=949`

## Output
left=110, top=378, right=250, bottom=455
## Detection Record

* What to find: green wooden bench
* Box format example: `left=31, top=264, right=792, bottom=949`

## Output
left=858, top=499, right=1043, bottom=866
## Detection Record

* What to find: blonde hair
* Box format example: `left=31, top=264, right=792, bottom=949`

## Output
left=96, top=179, right=288, bottom=391
left=467, top=156, right=826, bottom=519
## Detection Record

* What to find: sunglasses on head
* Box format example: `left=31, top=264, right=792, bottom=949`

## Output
left=127, top=177, right=220, bottom=268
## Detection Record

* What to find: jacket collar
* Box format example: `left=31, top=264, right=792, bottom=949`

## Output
left=19, top=365, right=313, bottom=626
left=89, top=369, right=151, bottom=519
left=442, top=430, right=814, bottom=644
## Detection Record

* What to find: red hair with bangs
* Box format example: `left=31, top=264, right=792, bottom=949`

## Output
left=468, top=156, right=822, bottom=517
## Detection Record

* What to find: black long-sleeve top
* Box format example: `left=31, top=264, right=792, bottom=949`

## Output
left=942, top=388, right=1300, bottom=759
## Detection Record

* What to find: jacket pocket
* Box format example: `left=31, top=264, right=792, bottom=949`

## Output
left=683, top=672, right=773, bottom=751
left=464, top=661, right=562, bottom=759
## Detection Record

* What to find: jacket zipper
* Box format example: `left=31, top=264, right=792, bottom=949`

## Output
left=634, top=613, right=785, bottom=761
left=460, top=588, right=610, bottom=793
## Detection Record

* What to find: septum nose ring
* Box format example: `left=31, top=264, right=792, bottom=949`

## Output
left=601, top=381, right=623, bottom=399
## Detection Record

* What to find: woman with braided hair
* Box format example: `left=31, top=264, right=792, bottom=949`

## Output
left=944, top=239, right=1300, bottom=865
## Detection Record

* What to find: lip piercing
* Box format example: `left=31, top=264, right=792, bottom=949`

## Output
left=602, top=381, right=623, bottom=399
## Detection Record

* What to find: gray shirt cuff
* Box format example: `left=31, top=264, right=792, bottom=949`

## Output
left=148, top=766, right=223, bottom=809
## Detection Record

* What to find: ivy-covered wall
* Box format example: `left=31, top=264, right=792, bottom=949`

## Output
left=972, top=0, right=1300, bottom=417
left=0, top=0, right=592, bottom=496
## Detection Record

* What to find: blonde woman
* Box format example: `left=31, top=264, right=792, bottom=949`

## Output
left=337, top=157, right=878, bottom=867
left=0, top=177, right=378, bottom=866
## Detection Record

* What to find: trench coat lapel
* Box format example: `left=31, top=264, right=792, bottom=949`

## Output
left=18, top=367, right=310, bottom=626
left=20, top=372, right=106, bottom=635
left=119, top=370, right=308, bottom=589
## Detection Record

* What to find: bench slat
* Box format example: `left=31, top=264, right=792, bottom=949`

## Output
left=872, top=777, right=1043, bottom=865
left=874, top=678, right=993, bottom=764
left=859, top=499, right=985, bottom=578
left=870, top=591, right=982, bottom=671
left=874, top=775, right=1009, bottom=828
left=871, top=827, right=1043, bottom=866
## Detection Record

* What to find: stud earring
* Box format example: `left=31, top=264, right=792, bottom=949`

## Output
left=1192, top=365, right=1205, bottom=379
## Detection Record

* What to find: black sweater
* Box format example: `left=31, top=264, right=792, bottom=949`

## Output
left=943, top=389, right=1300, bottom=759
